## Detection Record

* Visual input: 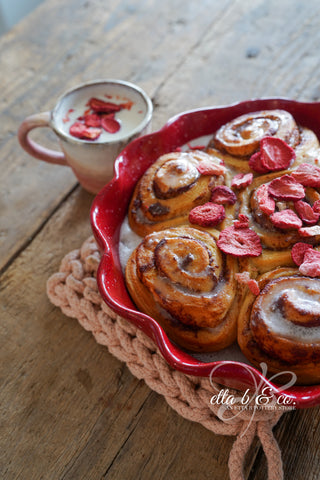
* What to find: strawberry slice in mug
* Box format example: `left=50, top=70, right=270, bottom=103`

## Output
left=89, top=97, right=123, bottom=113
left=101, top=114, right=121, bottom=133
left=69, top=122, right=102, bottom=140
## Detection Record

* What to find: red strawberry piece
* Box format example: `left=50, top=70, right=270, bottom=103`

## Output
left=291, top=163, right=320, bottom=188
left=294, top=200, right=320, bottom=226
left=120, top=100, right=134, bottom=110
left=210, top=186, right=237, bottom=205
left=69, top=122, right=102, bottom=140
left=197, top=159, right=226, bottom=176
left=256, top=183, right=276, bottom=215
left=231, top=173, right=253, bottom=189
left=89, top=97, right=123, bottom=113
left=270, top=209, right=302, bottom=229
left=291, top=242, right=313, bottom=266
left=84, top=113, right=101, bottom=128
left=249, top=151, right=269, bottom=173
left=234, top=214, right=250, bottom=229
left=260, top=136, right=295, bottom=171
left=235, top=272, right=260, bottom=295
left=217, top=226, right=262, bottom=257
left=187, top=143, right=206, bottom=150
left=268, top=175, right=305, bottom=201
left=101, top=115, right=121, bottom=134
left=299, top=249, right=320, bottom=277
left=298, top=225, right=320, bottom=237
left=247, top=278, right=260, bottom=295
left=313, top=200, right=320, bottom=214
left=188, top=203, right=225, bottom=227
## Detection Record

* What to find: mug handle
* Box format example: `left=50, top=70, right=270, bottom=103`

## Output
left=18, top=112, right=68, bottom=166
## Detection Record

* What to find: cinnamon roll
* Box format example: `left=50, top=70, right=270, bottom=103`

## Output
left=206, top=109, right=320, bottom=174
left=213, top=110, right=300, bottom=157
left=128, top=150, right=230, bottom=237
left=238, top=268, right=320, bottom=384
left=125, top=226, right=239, bottom=352
left=238, top=172, right=320, bottom=250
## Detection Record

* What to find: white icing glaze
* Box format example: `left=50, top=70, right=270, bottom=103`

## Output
left=259, top=278, right=320, bottom=342
left=154, top=154, right=199, bottom=190
left=119, top=216, right=142, bottom=272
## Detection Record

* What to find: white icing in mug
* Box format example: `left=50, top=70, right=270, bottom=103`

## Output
left=18, top=79, right=153, bottom=194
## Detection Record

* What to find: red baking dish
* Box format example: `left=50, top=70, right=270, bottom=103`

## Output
left=91, top=98, right=320, bottom=408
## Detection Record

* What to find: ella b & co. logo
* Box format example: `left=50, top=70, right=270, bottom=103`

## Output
left=209, top=362, right=296, bottom=436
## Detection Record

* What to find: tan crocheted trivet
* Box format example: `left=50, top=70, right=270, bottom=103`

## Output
left=47, top=236, right=284, bottom=480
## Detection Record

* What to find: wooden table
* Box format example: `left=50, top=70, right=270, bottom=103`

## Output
left=2, top=1, right=320, bottom=478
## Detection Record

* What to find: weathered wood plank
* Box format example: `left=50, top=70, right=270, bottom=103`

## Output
left=0, top=187, right=150, bottom=479
left=101, top=390, right=261, bottom=480
left=0, top=187, right=240, bottom=480
left=249, top=408, right=320, bottom=480
left=0, top=0, right=234, bottom=272
left=153, top=0, right=320, bottom=127
left=3, top=0, right=320, bottom=478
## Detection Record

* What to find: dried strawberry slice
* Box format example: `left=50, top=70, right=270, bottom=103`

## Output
left=291, top=163, right=320, bottom=188
left=235, top=272, right=260, bottom=295
left=291, top=242, right=313, bottom=266
left=197, top=159, right=226, bottom=176
left=256, top=183, right=275, bottom=215
left=248, top=151, right=269, bottom=173
left=270, top=209, right=302, bottom=229
left=101, top=115, right=121, bottom=133
left=89, top=97, right=123, bottom=113
left=260, top=136, right=295, bottom=171
left=298, top=225, right=320, bottom=237
left=313, top=200, right=320, bottom=214
left=231, top=173, right=253, bottom=189
left=294, top=200, right=320, bottom=226
left=84, top=113, right=101, bottom=128
left=217, top=226, right=262, bottom=257
left=299, top=249, right=320, bottom=277
left=268, top=175, right=305, bottom=201
left=210, top=186, right=237, bottom=205
left=189, top=203, right=225, bottom=227
left=187, top=143, right=206, bottom=150
left=69, top=122, right=102, bottom=140
left=234, top=214, right=250, bottom=229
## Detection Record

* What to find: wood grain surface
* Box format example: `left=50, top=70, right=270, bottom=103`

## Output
left=2, top=0, right=320, bottom=479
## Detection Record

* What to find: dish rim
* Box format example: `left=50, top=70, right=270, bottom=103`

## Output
left=91, top=97, right=320, bottom=409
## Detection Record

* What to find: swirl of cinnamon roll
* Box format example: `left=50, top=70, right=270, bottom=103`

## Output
left=238, top=268, right=320, bottom=384
left=128, top=150, right=228, bottom=237
left=125, top=226, right=239, bottom=352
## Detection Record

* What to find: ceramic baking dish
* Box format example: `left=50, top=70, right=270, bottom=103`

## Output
left=91, top=98, right=320, bottom=408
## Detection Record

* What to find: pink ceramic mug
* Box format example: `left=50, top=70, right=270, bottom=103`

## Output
left=18, top=79, right=153, bottom=194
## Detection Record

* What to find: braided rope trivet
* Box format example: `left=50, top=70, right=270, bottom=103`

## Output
left=47, top=236, right=284, bottom=480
